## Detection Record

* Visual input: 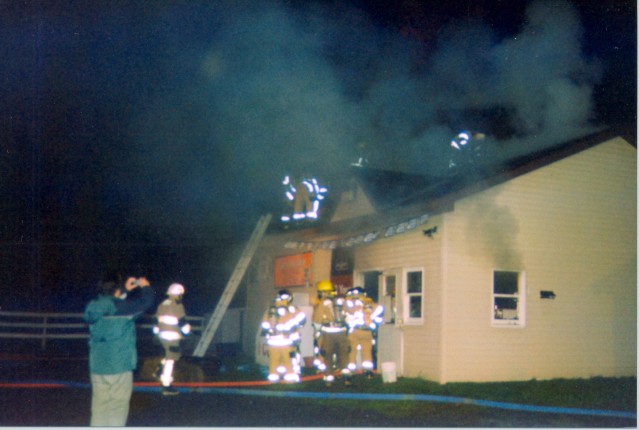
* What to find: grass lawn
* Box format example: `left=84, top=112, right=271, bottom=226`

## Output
left=215, top=361, right=636, bottom=413
left=270, top=373, right=636, bottom=425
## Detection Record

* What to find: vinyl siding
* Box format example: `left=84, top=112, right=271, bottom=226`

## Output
left=246, top=137, right=636, bottom=383
left=354, top=217, right=444, bottom=380
left=243, top=238, right=329, bottom=361
left=441, top=137, right=636, bottom=382
left=331, top=184, right=376, bottom=222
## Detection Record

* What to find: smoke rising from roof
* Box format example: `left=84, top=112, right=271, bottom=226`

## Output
left=125, top=0, right=602, bottom=236
left=466, top=198, right=523, bottom=270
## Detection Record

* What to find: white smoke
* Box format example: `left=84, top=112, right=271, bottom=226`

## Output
left=487, top=0, right=601, bottom=142
left=127, top=0, right=603, bottom=234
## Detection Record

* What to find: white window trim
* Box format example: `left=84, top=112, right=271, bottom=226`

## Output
left=491, top=270, right=526, bottom=328
left=381, top=270, right=401, bottom=325
left=403, top=267, right=424, bottom=325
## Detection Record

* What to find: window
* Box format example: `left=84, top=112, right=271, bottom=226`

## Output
left=404, top=269, right=423, bottom=322
left=492, top=270, right=525, bottom=326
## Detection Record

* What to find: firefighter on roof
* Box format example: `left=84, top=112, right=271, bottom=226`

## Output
left=345, top=287, right=384, bottom=377
left=448, top=130, right=486, bottom=169
left=153, top=283, right=191, bottom=395
left=312, top=280, right=350, bottom=385
left=280, top=175, right=327, bottom=222
left=260, top=289, right=306, bottom=383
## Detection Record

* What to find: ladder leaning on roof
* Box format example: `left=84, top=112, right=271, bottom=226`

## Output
left=192, top=213, right=272, bottom=358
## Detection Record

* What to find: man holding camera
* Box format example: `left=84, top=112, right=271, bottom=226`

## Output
left=83, top=273, right=155, bottom=426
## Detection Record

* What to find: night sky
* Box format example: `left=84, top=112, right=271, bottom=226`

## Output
left=0, top=0, right=635, bottom=314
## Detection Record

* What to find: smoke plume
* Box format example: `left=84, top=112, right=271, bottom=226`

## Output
left=124, top=0, right=602, bottom=236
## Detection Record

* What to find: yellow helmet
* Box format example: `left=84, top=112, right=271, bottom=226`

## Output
left=316, top=280, right=334, bottom=293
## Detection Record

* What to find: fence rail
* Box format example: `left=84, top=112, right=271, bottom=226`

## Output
left=0, top=310, right=204, bottom=350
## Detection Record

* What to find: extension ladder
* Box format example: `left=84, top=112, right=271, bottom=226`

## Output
left=192, top=213, right=272, bottom=357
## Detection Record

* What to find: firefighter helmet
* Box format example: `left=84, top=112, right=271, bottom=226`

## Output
left=346, top=286, right=366, bottom=298
left=167, top=283, right=185, bottom=296
left=275, top=289, right=292, bottom=306
left=316, top=280, right=334, bottom=293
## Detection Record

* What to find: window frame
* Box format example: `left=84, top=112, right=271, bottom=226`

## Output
left=378, top=271, right=396, bottom=324
left=403, top=267, right=424, bottom=324
left=491, top=270, right=526, bottom=328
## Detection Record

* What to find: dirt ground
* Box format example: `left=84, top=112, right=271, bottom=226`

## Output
left=0, top=354, right=635, bottom=427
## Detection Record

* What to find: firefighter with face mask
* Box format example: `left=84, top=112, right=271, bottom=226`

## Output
left=312, top=280, right=350, bottom=385
left=345, top=287, right=384, bottom=378
left=260, top=289, right=306, bottom=383
left=153, top=283, right=191, bottom=395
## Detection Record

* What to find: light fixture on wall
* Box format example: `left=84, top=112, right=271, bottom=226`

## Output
left=540, top=290, right=556, bottom=299
left=423, top=226, right=438, bottom=238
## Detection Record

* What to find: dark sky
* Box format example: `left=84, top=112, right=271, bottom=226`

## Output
left=0, top=0, right=635, bottom=313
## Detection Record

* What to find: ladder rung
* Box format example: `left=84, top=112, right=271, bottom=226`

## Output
left=193, top=213, right=272, bottom=357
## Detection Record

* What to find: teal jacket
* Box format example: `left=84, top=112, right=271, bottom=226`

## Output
left=84, top=286, right=154, bottom=375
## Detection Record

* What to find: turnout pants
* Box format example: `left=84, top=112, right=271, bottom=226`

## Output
left=319, top=330, right=349, bottom=375
left=348, top=329, right=374, bottom=370
left=159, top=338, right=182, bottom=387
left=268, top=344, right=295, bottom=377
left=161, top=338, right=182, bottom=360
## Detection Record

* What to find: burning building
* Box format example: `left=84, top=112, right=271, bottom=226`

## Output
left=236, top=126, right=635, bottom=383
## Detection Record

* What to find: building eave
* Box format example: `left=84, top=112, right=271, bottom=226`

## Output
left=265, top=126, right=635, bottom=250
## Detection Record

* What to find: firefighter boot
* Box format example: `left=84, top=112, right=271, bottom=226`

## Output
left=162, top=385, right=179, bottom=396
left=323, top=374, right=334, bottom=387
left=160, top=359, right=179, bottom=396
left=343, top=374, right=353, bottom=386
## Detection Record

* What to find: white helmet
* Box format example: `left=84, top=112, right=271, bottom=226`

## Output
left=167, top=283, right=185, bottom=296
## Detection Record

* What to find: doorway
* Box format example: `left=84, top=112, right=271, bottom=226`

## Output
left=361, top=270, right=380, bottom=302
left=356, top=269, right=403, bottom=376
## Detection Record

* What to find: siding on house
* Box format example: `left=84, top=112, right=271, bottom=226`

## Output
left=354, top=219, right=445, bottom=381
left=441, top=137, right=636, bottom=382
left=243, top=244, right=277, bottom=362
left=243, top=236, right=332, bottom=363
left=241, top=133, right=635, bottom=384
left=331, top=181, right=376, bottom=222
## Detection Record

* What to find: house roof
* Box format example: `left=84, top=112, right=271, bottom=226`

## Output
left=355, top=125, right=636, bottom=213
left=269, top=125, right=636, bottom=246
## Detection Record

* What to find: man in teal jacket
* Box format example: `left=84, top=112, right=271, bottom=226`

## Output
left=84, top=273, right=155, bottom=426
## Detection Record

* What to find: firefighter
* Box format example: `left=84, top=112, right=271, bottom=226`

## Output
left=345, top=287, right=384, bottom=378
left=292, top=177, right=313, bottom=220
left=280, top=175, right=328, bottom=222
left=153, top=283, right=191, bottom=395
left=260, top=289, right=306, bottom=383
left=448, top=130, right=486, bottom=170
left=312, top=280, right=350, bottom=385
left=281, top=175, right=312, bottom=222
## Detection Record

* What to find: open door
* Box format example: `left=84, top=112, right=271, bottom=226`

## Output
left=376, top=270, right=403, bottom=376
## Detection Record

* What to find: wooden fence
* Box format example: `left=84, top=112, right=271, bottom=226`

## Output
left=0, top=310, right=204, bottom=351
